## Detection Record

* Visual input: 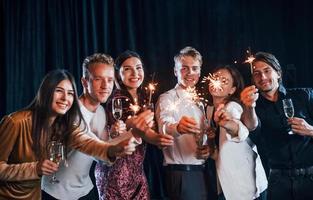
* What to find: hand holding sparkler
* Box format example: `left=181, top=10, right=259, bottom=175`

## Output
left=126, top=110, right=154, bottom=137
left=240, top=85, right=259, bottom=108
left=213, top=104, right=239, bottom=137
left=177, top=116, right=201, bottom=135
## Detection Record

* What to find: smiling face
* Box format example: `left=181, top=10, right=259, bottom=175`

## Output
left=252, top=60, right=281, bottom=94
left=51, top=79, right=74, bottom=116
left=82, top=63, right=114, bottom=104
left=119, top=57, right=144, bottom=90
left=209, top=68, right=236, bottom=99
left=174, top=55, right=201, bottom=88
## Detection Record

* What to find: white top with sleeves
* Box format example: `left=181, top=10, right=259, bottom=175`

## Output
left=156, top=84, right=206, bottom=165
left=207, top=101, right=267, bottom=200
left=41, top=103, right=108, bottom=200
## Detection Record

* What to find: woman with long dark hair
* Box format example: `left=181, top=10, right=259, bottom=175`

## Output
left=206, top=66, right=267, bottom=200
left=0, top=69, right=136, bottom=199
left=96, top=50, right=173, bottom=200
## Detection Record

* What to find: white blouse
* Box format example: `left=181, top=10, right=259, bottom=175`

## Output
left=207, top=101, right=267, bottom=200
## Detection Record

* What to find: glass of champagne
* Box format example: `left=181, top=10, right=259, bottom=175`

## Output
left=282, top=98, right=294, bottom=135
left=112, top=98, right=123, bottom=121
left=49, top=141, right=64, bottom=184
left=111, top=98, right=123, bottom=138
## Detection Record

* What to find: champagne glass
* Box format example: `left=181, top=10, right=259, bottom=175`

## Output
left=112, top=98, right=123, bottom=121
left=282, top=98, right=294, bottom=135
left=49, top=141, right=64, bottom=184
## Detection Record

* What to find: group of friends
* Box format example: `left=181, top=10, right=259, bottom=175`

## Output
left=0, top=46, right=312, bottom=200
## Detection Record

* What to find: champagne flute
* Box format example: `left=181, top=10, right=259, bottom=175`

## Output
left=111, top=98, right=123, bottom=138
left=112, top=98, right=123, bottom=121
left=49, top=141, right=64, bottom=184
left=282, top=98, right=294, bottom=135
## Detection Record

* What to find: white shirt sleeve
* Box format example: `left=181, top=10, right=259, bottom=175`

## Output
left=156, top=92, right=181, bottom=137
left=224, top=101, right=249, bottom=142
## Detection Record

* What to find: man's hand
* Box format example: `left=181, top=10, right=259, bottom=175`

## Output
left=240, top=85, right=259, bottom=131
left=240, top=85, right=259, bottom=108
left=148, top=131, right=174, bottom=148
left=288, top=117, right=313, bottom=136
left=177, top=116, right=200, bottom=135
left=36, top=159, right=59, bottom=176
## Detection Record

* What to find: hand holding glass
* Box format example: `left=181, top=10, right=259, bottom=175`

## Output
left=49, top=141, right=64, bottom=184
left=282, top=98, right=294, bottom=135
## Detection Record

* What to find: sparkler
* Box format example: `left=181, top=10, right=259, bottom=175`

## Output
left=244, top=48, right=255, bottom=74
left=129, top=98, right=140, bottom=115
left=202, top=73, right=223, bottom=92
left=186, top=87, right=200, bottom=102
left=147, top=83, right=156, bottom=105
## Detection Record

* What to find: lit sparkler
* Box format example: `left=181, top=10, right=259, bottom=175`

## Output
left=244, top=48, right=255, bottom=74
left=202, top=73, right=223, bottom=92
left=147, top=83, right=157, bottom=105
left=129, top=98, right=140, bottom=115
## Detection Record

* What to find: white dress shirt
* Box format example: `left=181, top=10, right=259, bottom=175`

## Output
left=207, top=101, right=267, bottom=200
left=156, top=84, right=206, bottom=165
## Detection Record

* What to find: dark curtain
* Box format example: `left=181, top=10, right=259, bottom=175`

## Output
left=1, top=0, right=313, bottom=199
left=2, top=0, right=313, bottom=117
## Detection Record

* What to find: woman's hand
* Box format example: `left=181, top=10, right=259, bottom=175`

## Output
left=110, top=120, right=127, bottom=138
left=36, top=159, right=59, bottom=176
left=214, top=104, right=239, bottom=137
left=126, top=110, right=154, bottom=137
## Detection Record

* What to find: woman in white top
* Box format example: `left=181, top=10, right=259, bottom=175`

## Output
left=206, top=65, right=267, bottom=200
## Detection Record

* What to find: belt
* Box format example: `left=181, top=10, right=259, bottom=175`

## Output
left=270, top=166, right=313, bottom=177
left=165, top=164, right=206, bottom=171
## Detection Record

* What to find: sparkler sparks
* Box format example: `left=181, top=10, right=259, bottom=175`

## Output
left=129, top=98, right=141, bottom=115
left=244, top=48, right=255, bottom=74
left=202, top=73, right=223, bottom=92
left=147, top=82, right=157, bottom=105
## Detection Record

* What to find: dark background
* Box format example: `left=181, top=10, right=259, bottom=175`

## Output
left=1, top=0, right=313, bottom=117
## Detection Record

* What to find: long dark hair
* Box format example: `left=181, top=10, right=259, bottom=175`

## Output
left=207, top=65, right=244, bottom=105
left=27, top=69, right=85, bottom=159
left=114, top=50, right=147, bottom=102
left=114, top=50, right=144, bottom=90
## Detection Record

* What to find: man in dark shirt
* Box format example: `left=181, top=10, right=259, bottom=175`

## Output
left=241, top=51, right=313, bottom=200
